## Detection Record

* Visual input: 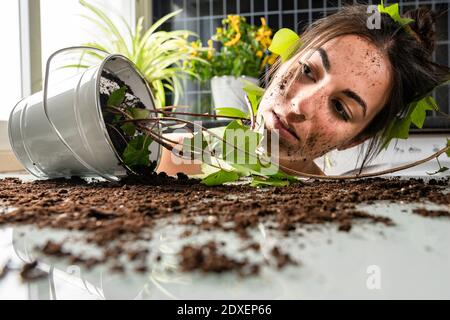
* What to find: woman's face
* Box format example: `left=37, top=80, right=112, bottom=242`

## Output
left=259, top=35, right=392, bottom=163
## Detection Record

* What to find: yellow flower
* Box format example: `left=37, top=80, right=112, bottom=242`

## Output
left=207, top=39, right=214, bottom=59
left=260, top=55, right=269, bottom=69
left=255, top=17, right=273, bottom=50
left=224, top=15, right=242, bottom=46
left=224, top=32, right=241, bottom=46
left=256, top=50, right=263, bottom=58
left=261, top=17, right=267, bottom=27
left=216, top=27, right=222, bottom=34
left=268, top=53, right=278, bottom=65
left=260, top=53, right=278, bottom=70
left=190, top=41, right=199, bottom=57
left=228, top=15, right=241, bottom=32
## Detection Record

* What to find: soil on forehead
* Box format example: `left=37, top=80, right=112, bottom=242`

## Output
left=0, top=175, right=449, bottom=276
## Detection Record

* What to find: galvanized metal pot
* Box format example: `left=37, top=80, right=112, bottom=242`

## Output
left=8, top=47, right=161, bottom=182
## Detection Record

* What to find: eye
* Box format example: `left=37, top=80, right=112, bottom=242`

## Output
left=331, top=99, right=350, bottom=122
left=299, top=61, right=315, bottom=82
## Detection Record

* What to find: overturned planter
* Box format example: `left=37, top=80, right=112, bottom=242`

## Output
left=8, top=52, right=161, bottom=182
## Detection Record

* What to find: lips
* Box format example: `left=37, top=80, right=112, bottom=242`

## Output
left=270, top=111, right=300, bottom=144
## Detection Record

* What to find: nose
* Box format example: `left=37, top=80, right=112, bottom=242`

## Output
left=289, top=85, right=328, bottom=122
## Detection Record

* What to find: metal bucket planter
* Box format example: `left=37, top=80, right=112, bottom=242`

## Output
left=8, top=47, right=161, bottom=182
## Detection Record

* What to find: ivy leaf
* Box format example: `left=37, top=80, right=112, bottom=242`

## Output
left=382, top=96, right=439, bottom=150
left=250, top=176, right=290, bottom=187
left=216, top=107, right=249, bottom=119
left=222, top=120, right=262, bottom=171
left=410, top=96, right=438, bottom=129
left=242, top=80, right=265, bottom=97
left=111, top=114, right=122, bottom=124
left=268, top=28, right=301, bottom=62
left=250, top=172, right=297, bottom=187
left=385, top=114, right=412, bottom=143
left=120, top=123, right=136, bottom=136
left=201, top=169, right=240, bottom=186
left=377, top=1, right=415, bottom=27
left=267, top=171, right=298, bottom=182
left=107, top=86, right=127, bottom=107
left=127, top=108, right=151, bottom=119
left=123, top=135, right=152, bottom=167
left=242, top=80, right=265, bottom=114
left=426, top=166, right=449, bottom=176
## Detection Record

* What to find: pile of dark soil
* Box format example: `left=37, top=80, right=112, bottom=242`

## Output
left=0, top=175, right=448, bottom=277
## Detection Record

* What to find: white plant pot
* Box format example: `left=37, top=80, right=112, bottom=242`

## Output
left=210, top=75, right=259, bottom=113
left=8, top=54, right=161, bottom=181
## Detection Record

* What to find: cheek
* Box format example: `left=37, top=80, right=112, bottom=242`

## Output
left=305, top=127, right=339, bottom=157
left=260, top=84, right=283, bottom=114
left=301, top=117, right=357, bottom=158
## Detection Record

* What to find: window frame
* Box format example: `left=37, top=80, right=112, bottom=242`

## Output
left=0, top=0, right=39, bottom=158
left=1, top=0, right=147, bottom=170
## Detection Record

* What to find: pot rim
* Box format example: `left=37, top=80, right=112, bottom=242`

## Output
left=94, top=54, right=162, bottom=178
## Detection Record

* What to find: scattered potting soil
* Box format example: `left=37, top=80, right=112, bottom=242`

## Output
left=0, top=175, right=449, bottom=278
left=0, top=261, right=10, bottom=281
left=271, top=246, right=299, bottom=269
left=19, top=261, right=47, bottom=282
left=179, top=241, right=260, bottom=276
left=412, top=207, right=450, bottom=218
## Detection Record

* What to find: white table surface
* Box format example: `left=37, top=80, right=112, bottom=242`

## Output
left=0, top=172, right=449, bottom=300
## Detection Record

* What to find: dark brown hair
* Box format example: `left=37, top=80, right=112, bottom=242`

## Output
left=266, top=4, right=450, bottom=170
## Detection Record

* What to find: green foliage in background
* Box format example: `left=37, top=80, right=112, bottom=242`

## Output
left=67, top=0, right=206, bottom=107
left=183, top=15, right=278, bottom=82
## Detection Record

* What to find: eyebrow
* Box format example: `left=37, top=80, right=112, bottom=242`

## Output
left=342, top=89, right=367, bottom=117
left=317, top=48, right=331, bottom=72
left=315, top=48, right=367, bottom=118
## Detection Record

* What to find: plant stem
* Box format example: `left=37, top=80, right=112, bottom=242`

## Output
left=276, top=146, right=450, bottom=180
left=105, top=106, right=450, bottom=181
left=436, top=156, right=442, bottom=169
left=150, top=109, right=249, bottom=121
left=106, top=123, right=129, bottom=145
left=436, top=110, right=450, bottom=119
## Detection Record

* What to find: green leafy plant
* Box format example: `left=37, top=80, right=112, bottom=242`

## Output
left=68, top=0, right=206, bottom=107
left=381, top=95, right=440, bottom=149
left=377, top=0, right=415, bottom=27
left=183, top=118, right=298, bottom=187
left=268, top=28, right=302, bottom=62
left=105, top=85, right=154, bottom=171
left=183, top=15, right=278, bottom=82
left=178, top=79, right=300, bottom=187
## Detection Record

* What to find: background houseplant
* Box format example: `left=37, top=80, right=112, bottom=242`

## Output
left=184, top=15, right=277, bottom=112
left=67, top=0, right=206, bottom=108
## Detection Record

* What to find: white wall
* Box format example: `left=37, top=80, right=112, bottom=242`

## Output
left=40, top=0, right=135, bottom=84
left=0, top=1, right=22, bottom=121
left=315, top=134, right=450, bottom=177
